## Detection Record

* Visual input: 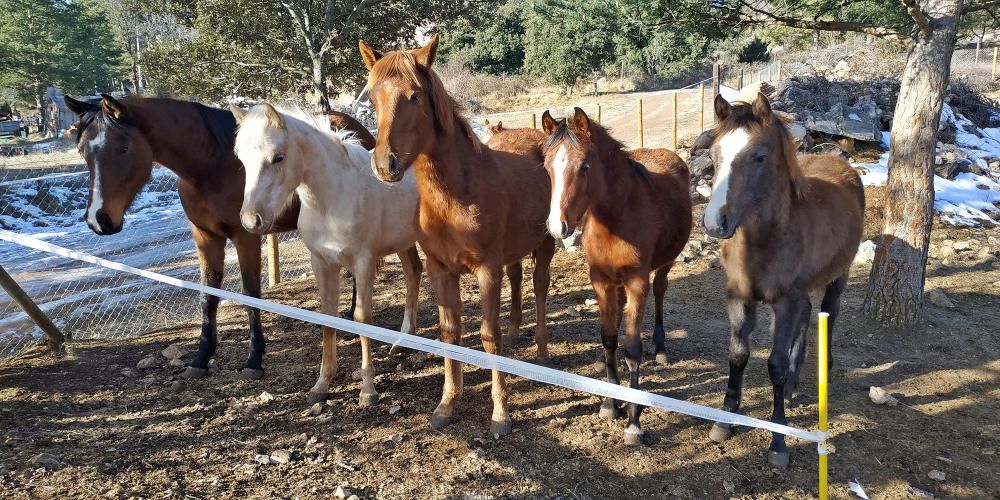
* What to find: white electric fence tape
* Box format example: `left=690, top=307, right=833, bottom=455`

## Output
left=0, top=229, right=827, bottom=444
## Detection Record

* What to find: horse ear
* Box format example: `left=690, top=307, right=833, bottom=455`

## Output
left=414, top=34, right=439, bottom=68
left=496, top=120, right=502, bottom=130
left=483, top=118, right=490, bottom=126
left=229, top=104, right=247, bottom=125
left=752, top=92, right=773, bottom=125
left=714, top=94, right=732, bottom=122
left=541, top=110, right=558, bottom=135
left=100, top=93, right=126, bottom=119
left=64, top=96, right=96, bottom=116
left=261, top=103, right=285, bottom=130
left=359, top=40, right=382, bottom=70
left=571, top=107, right=590, bottom=137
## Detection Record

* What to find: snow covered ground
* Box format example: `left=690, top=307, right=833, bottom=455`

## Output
left=853, top=104, right=1000, bottom=226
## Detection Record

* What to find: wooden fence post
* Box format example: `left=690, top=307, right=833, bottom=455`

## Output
left=777, top=60, right=782, bottom=81
left=699, top=83, right=706, bottom=132
left=738, top=68, right=744, bottom=90
left=0, top=264, right=64, bottom=353
left=637, top=99, right=644, bottom=148
left=993, top=47, right=998, bottom=80
left=596, top=103, right=602, bottom=124
left=712, top=63, right=721, bottom=99
left=748, top=71, right=753, bottom=85
left=530, top=112, right=536, bottom=129
left=767, top=64, right=772, bottom=82
left=672, top=92, right=678, bottom=150
left=267, top=234, right=280, bottom=287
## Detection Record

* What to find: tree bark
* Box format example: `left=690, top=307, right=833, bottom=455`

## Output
left=0, top=264, right=65, bottom=354
left=311, top=54, right=330, bottom=111
left=863, top=0, right=963, bottom=331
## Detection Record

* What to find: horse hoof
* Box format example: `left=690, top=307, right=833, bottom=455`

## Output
left=490, top=419, right=513, bottom=437
left=359, top=392, right=379, bottom=407
left=388, top=343, right=407, bottom=355
left=306, top=391, right=330, bottom=405
left=239, top=368, right=264, bottom=380
left=503, top=335, right=518, bottom=347
left=709, top=422, right=732, bottom=443
left=598, top=404, right=622, bottom=420
left=623, top=425, right=645, bottom=446
left=655, top=352, right=669, bottom=365
left=182, top=367, right=209, bottom=379
left=768, top=450, right=790, bottom=469
left=534, top=355, right=553, bottom=367
left=429, top=413, right=451, bottom=431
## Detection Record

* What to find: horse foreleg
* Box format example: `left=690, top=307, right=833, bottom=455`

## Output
left=353, top=259, right=379, bottom=407
left=709, top=295, right=758, bottom=443
left=427, top=258, right=464, bottom=430
left=651, top=265, right=671, bottom=365
left=184, top=226, right=226, bottom=379
left=766, top=290, right=809, bottom=469
left=477, top=263, right=511, bottom=436
left=592, top=276, right=623, bottom=420
left=622, top=273, right=651, bottom=446
left=532, top=236, right=555, bottom=361
left=398, top=245, right=423, bottom=336
left=307, top=256, right=341, bottom=404
left=503, top=261, right=523, bottom=347
left=232, top=231, right=265, bottom=379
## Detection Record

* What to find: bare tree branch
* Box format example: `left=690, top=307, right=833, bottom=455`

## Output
left=319, top=0, right=377, bottom=56
left=963, top=0, right=1000, bottom=14
left=901, top=0, right=931, bottom=38
left=735, top=0, right=914, bottom=47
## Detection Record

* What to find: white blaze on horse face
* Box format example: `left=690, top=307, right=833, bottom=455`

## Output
left=704, top=128, right=751, bottom=230
left=547, top=144, right=570, bottom=238
left=86, top=132, right=106, bottom=229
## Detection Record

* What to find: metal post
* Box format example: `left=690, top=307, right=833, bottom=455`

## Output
left=0, top=264, right=65, bottom=352
left=596, top=103, right=602, bottom=124
left=637, top=99, right=644, bottom=148
left=267, top=234, right=280, bottom=287
left=530, top=112, right=536, bottom=130
left=672, top=92, right=678, bottom=151
left=699, top=83, right=706, bottom=132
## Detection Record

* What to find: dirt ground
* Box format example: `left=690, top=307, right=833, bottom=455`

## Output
left=2, top=201, right=999, bottom=499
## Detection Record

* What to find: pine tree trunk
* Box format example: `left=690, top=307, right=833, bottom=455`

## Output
left=311, top=55, right=331, bottom=112
left=863, top=0, right=963, bottom=331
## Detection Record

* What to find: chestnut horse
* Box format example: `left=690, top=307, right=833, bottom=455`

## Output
left=360, top=35, right=555, bottom=436
left=703, top=94, right=864, bottom=468
left=234, top=103, right=422, bottom=406
left=64, top=95, right=373, bottom=379
left=541, top=107, right=692, bottom=445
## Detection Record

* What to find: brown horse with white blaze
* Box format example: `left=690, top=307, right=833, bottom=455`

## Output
left=541, top=107, right=692, bottom=445
left=360, top=35, right=556, bottom=436
left=703, top=94, right=864, bottom=468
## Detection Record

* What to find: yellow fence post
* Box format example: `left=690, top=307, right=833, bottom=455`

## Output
left=530, top=112, right=536, bottom=130
left=638, top=99, right=644, bottom=148
left=267, top=234, right=280, bottom=287
left=596, top=103, right=602, bottom=124
left=672, top=92, right=678, bottom=151
left=699, top=83, right=706, bottom=132
left=993, top=47, right=998, bottom=80
left=818, top=312, right=830, bottom=500
left=748, top=71, right=753, bottom=85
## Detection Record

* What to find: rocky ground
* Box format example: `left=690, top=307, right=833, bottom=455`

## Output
left=2, top=199, right=999, bottom=499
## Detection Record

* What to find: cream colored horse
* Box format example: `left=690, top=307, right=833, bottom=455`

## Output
left=232, top=103, right=422, bottom=406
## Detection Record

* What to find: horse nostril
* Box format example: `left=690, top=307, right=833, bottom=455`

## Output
left=96, top=210, right=112, bottom=230
left=718, top=214, right=728, bottom=231
left=254, top=213, right=263, bottom=230
left=388, top=154, right=399, bottom=176
left=561, top=221, right=570, bottom=238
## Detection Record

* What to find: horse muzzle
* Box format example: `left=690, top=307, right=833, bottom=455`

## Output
left=240, top=210, right=269, bottom=234
left=702, top=212, right=736, bottom=239
left=88, top=209, right=122, bottom=235
left=372, top=152, right=406, bottom=183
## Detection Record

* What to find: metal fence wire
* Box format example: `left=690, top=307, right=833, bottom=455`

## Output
left=0, top=142, right=312, bottom=358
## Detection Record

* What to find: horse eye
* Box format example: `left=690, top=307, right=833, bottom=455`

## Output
left=409, top=92, right=419, bottom=102
left=273, top=154, right=285, bottom=164
left=118, top=145, right=128, bottom=154
left=754, top=154, right=766, bottom=163
left=580, top=162, right=590, bottom=173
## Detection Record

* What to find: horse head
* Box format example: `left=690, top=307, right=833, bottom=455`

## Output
left=65, top=94, right=153, bottom=235
left=703, top=93, right=804, bottom=239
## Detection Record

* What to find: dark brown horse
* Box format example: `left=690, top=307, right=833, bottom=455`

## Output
left=63, top=95, right=373, bottom=379
left=541, top=107, right=692, bottom=445
left=703, top=94, right=864, bottom=467
left=360, top=36, right=555, bottom=436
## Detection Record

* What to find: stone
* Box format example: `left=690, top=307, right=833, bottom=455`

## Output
left=691, top=130, right=715, bottom=153
left=169, top=381, right=184, bottom=392
left=334, top=486, right=350, bottom=499
left=584, top=298, right=598, bottom=306
left=723, top=478, right=736, bottom=494
left=30, top=453, right=60, bottom=467
left=696, top=184, right=713, bottom=199
left=927, top=288, right=955, bottom=309
left=161, top=344, right=183, bottom=360
left=307, top=403, right=324, bottom=416
left=952, top=240, right=974, bottom=252
left=565, top=306, right=580, bottom=318
left=137, top=356, right=158, bottom=369
left=927, top=469, right=946, bottom=482
left=854, top=240, right=876, bottom=265
left=833, top=59, right=851, bottom=78
left=268, top=450, right=292, bottom=465
left=254, top=453, right=270, bottom=465
left=388, top=405, right=401, bottom=415
left=868, top=386, right=899, bottom=406
left=259, top=391, right=276, bottom=403
left=168, top=358, right=186, bottom=367
left=120, top=368, right=137, bottom=378
left=387, top=433, right=403, bottom=444
left=688, top=153, right=715, bottom=178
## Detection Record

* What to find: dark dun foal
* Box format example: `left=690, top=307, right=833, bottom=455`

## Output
left=541, top=108, right=692, bottom=445
left=703, top=94, right=864, bottom=467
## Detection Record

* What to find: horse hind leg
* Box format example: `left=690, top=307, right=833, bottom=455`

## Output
left=820, top=273, right=848, bottom=375
left=184, top=227, right=226, bottom=379
left=765, top=290, right=810, bottom=469
left=354, top=260, right=379, bottom=407
left=389, top=245, right=423, bottom=355
left=784, top=296, right=813, bottom=405
left=651, top=265, right=671, bottom=365
left=531, top=236, right=555, bottom=361
left=504, top=261, right=523, bottom=347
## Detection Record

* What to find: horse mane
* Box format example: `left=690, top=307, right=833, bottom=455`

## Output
left=715, top=102, right=805, bottom=199
left=75, top=105, right=127, bottom=145
left=544, top=115, right=651, bottom=184
left=368, top=50, right=480, bottom=152
left=193, top=102, right=237, bottom=156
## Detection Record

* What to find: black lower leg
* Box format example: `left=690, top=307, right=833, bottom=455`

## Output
left=600, top=337, right=623, bottom=418
left=190, top=270, right=222, bottom=369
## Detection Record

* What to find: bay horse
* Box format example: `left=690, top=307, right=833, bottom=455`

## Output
left=703, top=94, right=864, bottom=468
left=63, top=95, right=373, bottom=380
left=233, top=103, right=422, bottom=406
left=360, top=35, right=556, bottom=436
left=541, top=107, right=692, bottom=445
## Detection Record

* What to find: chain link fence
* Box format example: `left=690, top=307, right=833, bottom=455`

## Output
left=0, top=142, right=312, bottom=358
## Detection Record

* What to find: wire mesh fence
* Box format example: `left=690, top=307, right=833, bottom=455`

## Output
left=0, top=143, right=312, bottom=358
